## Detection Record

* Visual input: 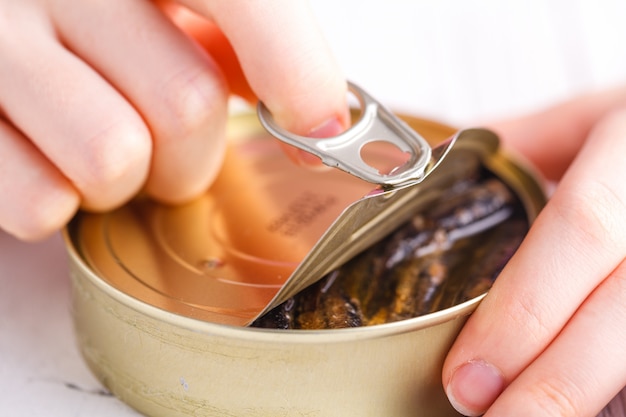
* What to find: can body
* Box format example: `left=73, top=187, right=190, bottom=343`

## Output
left=71, top=257, right=472, bottom=416
left=65, top=113, right=545, bottom=417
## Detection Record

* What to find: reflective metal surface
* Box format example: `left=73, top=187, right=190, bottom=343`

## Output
left=70, top=113, right=374, bottom=325
left=64, top=112, right=546, bottom=417
left=258, top=82, right=434, bottom=187
left=71, top=113, right=497, bottom=326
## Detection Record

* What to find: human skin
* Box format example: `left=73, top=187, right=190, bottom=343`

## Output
left=443, top=87, right=626, bottom=417
left=0, top=0, right=349, bottom=240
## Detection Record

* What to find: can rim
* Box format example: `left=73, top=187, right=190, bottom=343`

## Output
left=63, top=226, right=482, bottom=344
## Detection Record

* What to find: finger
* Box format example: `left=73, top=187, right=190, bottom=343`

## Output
left=443, top=108, right=626, bottom=415
left=484, top=258, right=626, bottom=417
left=157, top=1, right=255, bottom=101
left=0, top=119, right=79, bottom=241
left=157, top=1, right=326, bottom=168
left=159, top=2, right=331, bottom=169
left=489, top=85, right=626, bottom=181
left=179, top=0, right=350, bottom=136
left=0, top=10, right=151, bottom=211
left=51, top=0, right=229, bottom=204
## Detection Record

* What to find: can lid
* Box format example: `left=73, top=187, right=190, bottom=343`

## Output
left=70, top=113, right=447, bottom=326
left=67, top=113, right=545, bottom=326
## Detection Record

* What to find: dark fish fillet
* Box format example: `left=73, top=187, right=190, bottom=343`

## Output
left=252, top=170, right=528, bottom=330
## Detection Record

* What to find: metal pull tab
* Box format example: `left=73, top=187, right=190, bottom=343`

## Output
left=257, top=82, right=433, bottom=187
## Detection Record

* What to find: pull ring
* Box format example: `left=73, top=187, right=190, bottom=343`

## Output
left=257, top=81, right=433, bottom=187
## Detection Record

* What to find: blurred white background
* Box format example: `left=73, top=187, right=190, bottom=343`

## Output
left=2, top=1, right=626, bottom=416
left=312, top=0, right=626, bottom=125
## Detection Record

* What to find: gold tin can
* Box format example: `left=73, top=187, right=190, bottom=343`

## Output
left=64, top=112, right=546, bottom=417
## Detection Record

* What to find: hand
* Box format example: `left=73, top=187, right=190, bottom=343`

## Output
left=443, top=86, right=626, bottom=416
left=0, top=0, right=348, bottom=241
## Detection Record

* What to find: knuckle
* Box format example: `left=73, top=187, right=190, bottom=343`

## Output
left=157, top=67, right=228, bottom=143
left=85, top=123, right=149, bottom=184
left=78, top=120, right=151, bottom=206
left=529, top=376, right=584, bottom=417
left=142, top=68, right=228, bottom=203
left=504, top=292, right=553, bottom=345
left=553, top=179, right=626, bottom=256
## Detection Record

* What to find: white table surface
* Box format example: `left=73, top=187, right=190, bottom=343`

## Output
left=2, top=1, right=626, bottom=415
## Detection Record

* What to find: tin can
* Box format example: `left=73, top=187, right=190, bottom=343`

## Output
left=64, top=112, right=546, bottom=417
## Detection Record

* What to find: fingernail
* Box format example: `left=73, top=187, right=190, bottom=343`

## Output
left=295, top=118, right=344, bottom=167
left=446, top=360, right=505, bottom=416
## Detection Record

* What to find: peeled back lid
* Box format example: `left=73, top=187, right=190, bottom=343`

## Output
left=66, top=112, right=544, bottom=326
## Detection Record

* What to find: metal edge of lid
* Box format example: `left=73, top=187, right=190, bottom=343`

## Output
left=63, top=219, right=484, bottom=343
left=435, top=123, right=547, bottom=223
left=62, top=111, right=547, bottom=341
